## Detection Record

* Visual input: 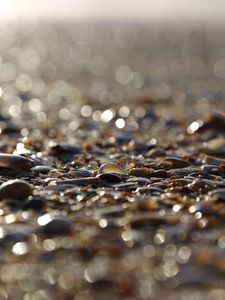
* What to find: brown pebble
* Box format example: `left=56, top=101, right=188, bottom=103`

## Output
left=0, top=180, right=33, bottom=199
left=129, top=167, right=153, bottom=177
left=188, top=179, right=216, bottom=192
left=159, top=157, right=190, bottom=169
left=0, top=153, right=33, bottom=171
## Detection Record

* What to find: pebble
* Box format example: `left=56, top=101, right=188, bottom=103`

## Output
left=206, top=112, right=225, bottom=131
left=201, top=165, right=224, bottom=177
left=159, top=157, right=190, bottom=169
left=98, top=163, right=127, bottom=175
left=0, top=153, right=33, bottom=171
left=54, top=176, right=112, bottom=187
left=189, top=172, right=214, bottom=179
left=129, top=167, right=153, bottom=177
left=204, top=136, right=225, bottom=155
left=0, top=121, right=20, bottom=135
left=68, top=168, right=93, bottom=177
left=31, top=165, right=54, bottom=174
left=48, top=143, right=82, bottom=155
left=48, top=143, right=82, bottom=162
left=168, top=167, right=196, bottom=177
left=116, top=134, right=134, bottom=144
left=187, top=112, right=225, bottom=134
left=97, top=173, right=122, bottom=183
left=188, top=179, right=216, bottom=192
left=24, top=197, right=45, bottom=210
left=38, top=218, right=72, bottom=236
left=0, top=180, right=34, bottom=199
left=208, top=188, right=225, bottom=202
left=1, top=233, right=29, bottom=245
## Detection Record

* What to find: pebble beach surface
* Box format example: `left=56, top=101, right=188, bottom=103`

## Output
left=0, top=22, right=225, bottom=300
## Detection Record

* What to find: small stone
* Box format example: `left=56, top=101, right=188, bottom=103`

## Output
left=188, top=179, right=216, bottom=192
left=98, top=173, right=122, bottom=183
left=207, top=112, right=225, bottom=131
left=159, top=157, right=190, bottom=169
left=31, top=165, right=53, bottom=174
left=208, top=188, right=225, bottom=202
left=48, top=143, right=82, bottom=162
left=38, top=218, right=72, bottom=236
left=24, top=197, right=45, bottom=210
left=98, top=163, right=127, bottom=175
left=201, top=164, right=222, bottom=176
left=187, top=113, right=225, bottom=134
left=0, top=180, right=33, bottom=199
left=116, top=134, right=134, bottom=144
left=129, top=167, right=153, bottom=177
left=203, top=136, right=225, bottom=155
left=0, top=153, right=33, bottom=171
left=168, top=167, right=196, bottom=177
left=0, top=121, right=20, bottom=135
left=68, top=168, right=93, bottom=177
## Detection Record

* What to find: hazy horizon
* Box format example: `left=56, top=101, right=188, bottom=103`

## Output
left=1, top=0, right=225, bottom=23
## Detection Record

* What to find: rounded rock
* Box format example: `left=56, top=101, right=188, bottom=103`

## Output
left=0, top=153, right=33, bottom=171
left=98, top=173, right=122, bottom=183
left=38, top=218, right=72, bottom=236
left=204, top=136, right=225, bottom=155
left=159, top=157, right=190, bottom=169
left=208, top=188, right=225, bottom=202
left=0, top=180, right=34, bottom=199
left=31, top=165, right=53, bottom=174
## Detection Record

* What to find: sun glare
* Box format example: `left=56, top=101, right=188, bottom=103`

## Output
left=0, top=0, right=11, bottom=19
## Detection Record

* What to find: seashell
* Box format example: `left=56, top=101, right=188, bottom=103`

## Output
left=98, top=163, right=127, bottom=175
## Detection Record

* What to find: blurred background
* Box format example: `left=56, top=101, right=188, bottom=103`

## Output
left=1, top=0, right=225, bottom=22
left=0, top=0, right=224, bottom=124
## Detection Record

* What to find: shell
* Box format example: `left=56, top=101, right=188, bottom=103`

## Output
left=98, top=163, right=127, bottom=175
